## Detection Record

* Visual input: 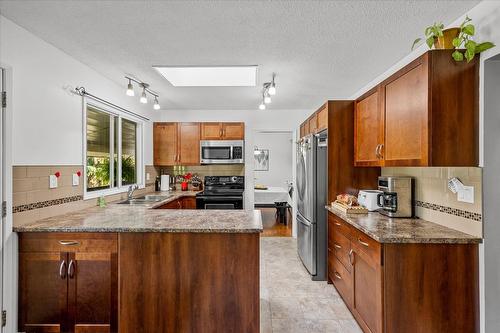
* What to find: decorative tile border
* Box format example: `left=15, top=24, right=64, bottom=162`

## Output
left=13, top=195, right=83, bottom=214
left=416, top=200, right=482, bottom=222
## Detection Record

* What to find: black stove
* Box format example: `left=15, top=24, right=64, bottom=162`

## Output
left=196, top=176, right=244, bottom=209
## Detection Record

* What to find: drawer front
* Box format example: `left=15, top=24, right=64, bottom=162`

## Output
left=329, top=251, right=352, bottom=307
left=351, top=228, right=382, bottom=265
left=329, top=213, right=352, bottom=239
left=332, top=231, right=352, bottom=272
left=19, top=233, right=118, bottom=253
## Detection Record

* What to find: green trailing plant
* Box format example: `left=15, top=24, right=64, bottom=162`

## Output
left=412, top=22, right=445, bottom=50
left=451, top=16, right=495, bottom=62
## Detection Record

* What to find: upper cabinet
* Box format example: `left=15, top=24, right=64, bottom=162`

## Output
left=354, top=50, right=479, bottom=167
left=201, top=122, right=244, bottom=140
left=308, top=113, right=318, bottom=134
left=154, top=122, right=200, bottom=166
left=317, top=106, right=328, bottom=131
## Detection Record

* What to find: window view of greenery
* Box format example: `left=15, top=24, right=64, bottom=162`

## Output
left=122, top=118, right=137, bottom=185
left=86, top=106, right=139, bottom=192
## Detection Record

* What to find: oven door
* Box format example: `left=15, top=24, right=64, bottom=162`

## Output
left=196, top=196, right=243, bottom=209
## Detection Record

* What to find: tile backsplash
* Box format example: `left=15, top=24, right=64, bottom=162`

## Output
left=13, top=165, right=155, bottom=226
left=159, top=164, right=245, bottom=178
left=381, top=167, right=482, bottom=237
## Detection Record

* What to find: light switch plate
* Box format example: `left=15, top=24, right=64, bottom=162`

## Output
left=146, top=173, right=150, bottom=181
left=49, top=175, right=58, bottom=189
left=72, top=173, right=79, bottom=186
left=458, top=185, right=474, bottom=204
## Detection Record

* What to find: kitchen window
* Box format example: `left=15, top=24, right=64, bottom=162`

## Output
left=85, top=103, right=143, bottom=198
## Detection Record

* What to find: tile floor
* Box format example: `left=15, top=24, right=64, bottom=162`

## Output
left=260, top=237, right=362, bottom=333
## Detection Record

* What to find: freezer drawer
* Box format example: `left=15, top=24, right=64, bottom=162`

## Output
left=297, top=213, right=316, bottom=275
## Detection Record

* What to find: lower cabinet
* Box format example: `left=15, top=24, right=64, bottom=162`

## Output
left=156, top=196, right=196, bottom=209
left=327, top=212, right=479, bottom=333
left=19, top=233, right=118, bottom=333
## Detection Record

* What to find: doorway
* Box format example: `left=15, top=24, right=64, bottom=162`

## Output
left=0, top=67, right=5, bottom=330
left=253, top=131, right=294, bottom=237
left=483, top=54, right=500, bottom=332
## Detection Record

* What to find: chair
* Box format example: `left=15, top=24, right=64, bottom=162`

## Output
left=274, top=185, right=293, bottom=225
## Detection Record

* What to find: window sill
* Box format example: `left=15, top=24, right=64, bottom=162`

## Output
left=84, top=184, right=145, bottom=200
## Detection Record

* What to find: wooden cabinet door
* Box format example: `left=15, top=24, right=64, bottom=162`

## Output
left=352, top=249, right=383, bottom=333
left=201, top=122, right=222, bottom=140
left=69, top=251, right=118, bottom=333
left=354, top=89, right=383, bottom=166
left=308, top=114, right=318, bottom=134
left=19, top=252, right=68, bottom=333
left=300, top=123, right=306, bottom=138
left=383, top=59, right=429, bottom=166
left=178, top=122, right=200, bottom=165
left=153, top=123, right=178, bottom=166
left=181, top=196, right=197, bottom=209
left=317, top=106, right=328, bottom=131
left=157, top=199, right=182, bottom=209
left=222, top=122, right=244, bottom=140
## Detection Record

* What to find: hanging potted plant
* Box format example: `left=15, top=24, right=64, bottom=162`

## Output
left=412, top=16, right=495, bottom=62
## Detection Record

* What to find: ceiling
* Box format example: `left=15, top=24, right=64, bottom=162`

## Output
left=0, top=0, right=480, bottom=110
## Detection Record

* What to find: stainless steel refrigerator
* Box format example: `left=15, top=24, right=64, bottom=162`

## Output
left=296, top=131, right=327, bottom=281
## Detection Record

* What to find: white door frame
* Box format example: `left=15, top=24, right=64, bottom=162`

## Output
left=0, top=67, right=4, bottom=332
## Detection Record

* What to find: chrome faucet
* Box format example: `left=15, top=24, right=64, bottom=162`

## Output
left=127, top=184, right=139, bottom=200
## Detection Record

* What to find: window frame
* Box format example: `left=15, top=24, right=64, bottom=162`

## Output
left=83, top=98, right=145, bottom=199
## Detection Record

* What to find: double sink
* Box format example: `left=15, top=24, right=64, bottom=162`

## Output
left=118, top=194, right=173, bottom=205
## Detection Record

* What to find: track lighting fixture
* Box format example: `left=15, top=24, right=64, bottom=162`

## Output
left=257, top=73, right=277, bottom=110
left=126, top=79, right=134, bottom=96
left=125, top=76, right=160, bottom=110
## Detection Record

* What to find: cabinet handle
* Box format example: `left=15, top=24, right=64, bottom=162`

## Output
left=334, top=222, right=341, bottom=227
left=59, top=260, right=67, bottom=279
left=379, top=144, right=384, bottom=158
left=358, top=238, right=370, bottom=247
left=334, top=243, right=342, bottom=250
left=334, top=272, right=342, bottom=280
left=59, top=240, right=79, bottom=246
left=219, top=129, right=223, bottom=137
left=375, top=144, right=381, bottom=159
left=348, top=249, right=354, bottom=265
left=68, top=260, right=76, bottom=279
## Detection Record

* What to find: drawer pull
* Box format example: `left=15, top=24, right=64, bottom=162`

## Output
left=334, top=243, right=342, bottom=250
left=68, top=260, right=76, bottom=279
left=334, top=272, right=342, bottom=280
left=348, top=249, right=354, bottom=265
left=358, top=238, right=370, bottom=247
left=59, top=240, right=79, bottom=246
left=334, top=222, right=341, bottom=226
left=59, top=260, right=67, bottom=279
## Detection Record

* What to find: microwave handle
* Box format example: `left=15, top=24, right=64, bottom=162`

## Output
left=230, top=145, right=233, bottom=159
left=377, top=193, right=384, bottom=207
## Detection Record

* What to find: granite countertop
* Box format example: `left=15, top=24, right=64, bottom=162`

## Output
left=325, top=205, right=481, bottom=244
left=13, top=191, right=263, bottom=233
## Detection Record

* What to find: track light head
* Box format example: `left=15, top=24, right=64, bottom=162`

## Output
left=259, top=103, right=266, bottom=110
left=140, top=88, right=148, bottom=104
left=268, top=83, right=276, bottom=96
left=153, top=97, right=160, bottom=110
left=126, top=79, right=135, bottom=96
left=264, top=94, right=271, bottom=104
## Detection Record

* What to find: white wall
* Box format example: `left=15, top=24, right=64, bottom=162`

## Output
left=0, top=16, right=154, bottom=166
left=155, top=109, right=306, bottom=210
left=254, top=131, right=293, bottom=189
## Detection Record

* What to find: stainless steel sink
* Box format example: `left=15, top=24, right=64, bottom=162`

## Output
left=118, top=194, right=172, bottom=205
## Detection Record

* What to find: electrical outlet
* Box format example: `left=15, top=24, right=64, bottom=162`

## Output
left=458, top=185, right=474, bottom=204
left=146, top=173, right=150, bottom=181
left=49, top=175, right=58, bottom=189
left=72, top=173, right=80, bottom=186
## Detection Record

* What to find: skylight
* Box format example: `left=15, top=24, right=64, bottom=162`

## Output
left=153, top=66, right=257, bottom=87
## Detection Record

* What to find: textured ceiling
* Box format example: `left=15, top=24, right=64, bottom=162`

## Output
left=0, top=0, right=480, bottom=110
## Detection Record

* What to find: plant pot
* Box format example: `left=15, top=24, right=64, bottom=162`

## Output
left=434, top=28, right=460, bottom=49
left=181, top=181, right=188, bottom=191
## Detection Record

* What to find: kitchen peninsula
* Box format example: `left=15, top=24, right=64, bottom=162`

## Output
left=14, top=193, right=262, bottom=333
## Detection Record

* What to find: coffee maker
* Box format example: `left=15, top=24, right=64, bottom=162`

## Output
left=377, top=176, right=414, bottom=218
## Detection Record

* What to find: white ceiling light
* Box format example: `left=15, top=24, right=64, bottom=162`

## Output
left=126, top=79, right=134, bottom=96
left=140, top=87, right=148, bottom=104
left=153, top=96, right=160, bottom=110
left=259, top=103, right=266, bottom=110
left=153, top=65, right=257, bottom=87
left=257, top=73, right=277, bottom=110
left=264, top=93, right=272, bottom=104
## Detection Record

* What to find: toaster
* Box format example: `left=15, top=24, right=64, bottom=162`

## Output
left=358, top=190, right=383, bottom=211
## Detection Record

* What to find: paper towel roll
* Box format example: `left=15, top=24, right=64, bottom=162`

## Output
left=160, top=175, right=170, bottom=192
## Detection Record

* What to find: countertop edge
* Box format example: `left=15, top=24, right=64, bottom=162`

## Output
left=325, top=205, right=482, bottom=244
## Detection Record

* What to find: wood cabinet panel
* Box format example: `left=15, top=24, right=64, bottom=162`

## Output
left=181, top=196, right=197, bottom=209
left=119, top=233, right=260, bottom=333
left=300, top=123, right=306, bottom=138
left=351, top=228, right=382, bottom=266
left=19, top=233, right=117, bottom=253
left=384, top=58, right=429, bottom=166
left=331, top=253, right=352, bottom=307
left=355, top=89, right=383, bottom=166
left=330, top=214, right=352, bottom=240
left=308, top=113, right=318, bottom=134
left=317, top=106, right=328, bottom=131
left=222, top=122, right=244, bottom=139
left=333, top=229, right=352, bottom=272
left=178, top=122, right=200, bottom=165
left=201, top=122, right=223, bottom=140
left=153, top=123, right=177, bottom=166
left=19, top=252, right=67, bottom=333
left=352, top=249, right=383, bottom=333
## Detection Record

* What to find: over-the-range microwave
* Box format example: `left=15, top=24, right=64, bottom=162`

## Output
left=200, top=140, right=244, bottom=164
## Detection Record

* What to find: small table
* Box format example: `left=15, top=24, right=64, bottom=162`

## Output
left=255, top=187, right=291, bottom=225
